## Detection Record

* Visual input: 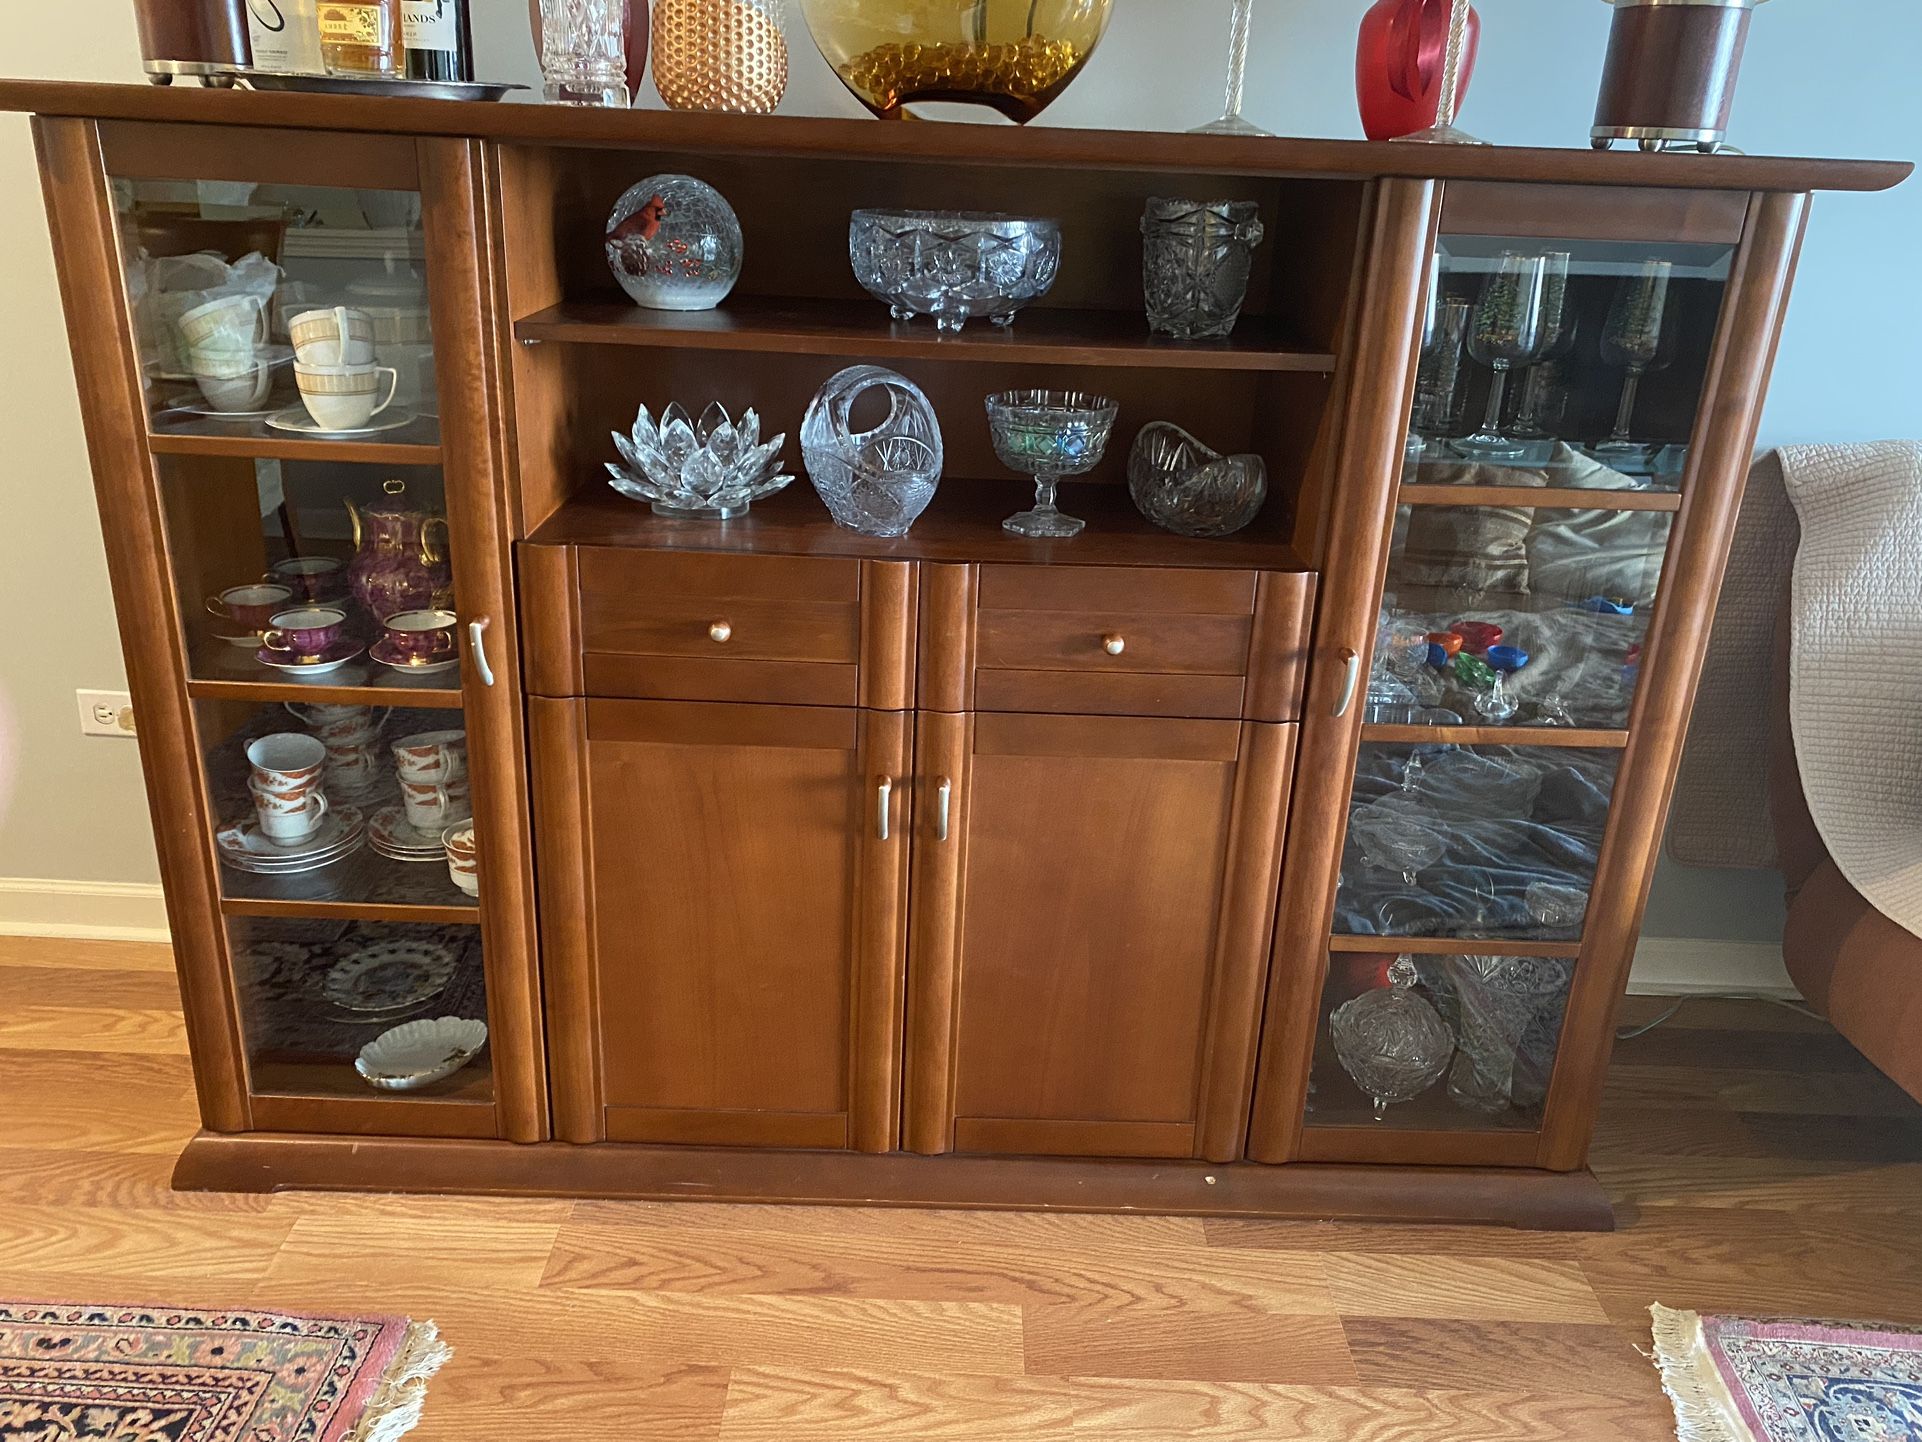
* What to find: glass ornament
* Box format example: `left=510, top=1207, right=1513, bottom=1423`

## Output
left=605, top=174, right=743, bottom=312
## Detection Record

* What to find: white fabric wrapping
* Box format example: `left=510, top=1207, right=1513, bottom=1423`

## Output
left=1781, top=441, right=1922, bottom=941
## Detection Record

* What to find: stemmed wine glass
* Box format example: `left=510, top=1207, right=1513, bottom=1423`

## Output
left=1453, top=251, right=1548, bottom=459
left=1510, top=251, right=1573, bottom=441
left=1409, top=298, right=1470, bottom=463
left=1191, top=0, right=1272, bottom=137
left=1596, top=258, right=1674, bottom=457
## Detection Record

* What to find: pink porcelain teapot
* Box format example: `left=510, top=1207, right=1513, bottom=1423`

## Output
left=345, top=478, right=453, bottom=621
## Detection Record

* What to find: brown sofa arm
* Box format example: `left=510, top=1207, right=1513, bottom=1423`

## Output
left=1768, top=591, right=1831, bottom=899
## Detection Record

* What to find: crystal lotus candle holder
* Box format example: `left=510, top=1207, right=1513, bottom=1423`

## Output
left=606, top=401, right=792, bottom=520
left=849, top=210, right=1061, bottom=334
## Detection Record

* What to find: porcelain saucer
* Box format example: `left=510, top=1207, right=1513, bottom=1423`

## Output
left=265, top=406, right=417, bottom=438
left=255, top=639, right=367, bottom=675
left=369, top=637, right=460, bottom=675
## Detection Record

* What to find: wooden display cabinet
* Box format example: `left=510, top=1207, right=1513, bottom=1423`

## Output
left=9, top=80, right=1905, bottom=1227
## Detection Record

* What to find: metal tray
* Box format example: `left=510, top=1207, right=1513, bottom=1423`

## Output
left=238, top=71, right=526, bottom=102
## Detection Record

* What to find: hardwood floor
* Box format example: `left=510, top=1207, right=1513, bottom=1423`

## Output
left=4, top=937, right=1920, bottom=1441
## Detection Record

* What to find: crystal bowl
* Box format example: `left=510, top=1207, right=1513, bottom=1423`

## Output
left=607, top=401, right=793, bottom=519
left=1126, top=421, right=1268, bottom=538
left=986, top=388, right=1117, bottom=539
left=850, top=210, right=1061, bottom=333
left=798, top=0, right=1115, bottom=123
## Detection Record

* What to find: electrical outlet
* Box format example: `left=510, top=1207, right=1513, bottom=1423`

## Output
left=77, top=689, right=136, bottom=738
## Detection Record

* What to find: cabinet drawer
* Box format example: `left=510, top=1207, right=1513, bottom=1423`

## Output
left=923, top=563, right=1316, bottom=721
left=521, top=545, right=916, bottom=708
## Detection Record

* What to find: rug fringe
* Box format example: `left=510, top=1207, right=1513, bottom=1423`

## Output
left=1650, top=1304, right=1744, bottom=1442
left=345, top=1320, right=451, bottom=1442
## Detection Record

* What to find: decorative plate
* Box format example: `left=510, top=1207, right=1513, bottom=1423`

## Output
left=355, top=1016, right=489, bottom=1090
left=215, top=804, right=366, bottom=869
left=368, top=805, right=453, bottom=860
left=322, top=939, right=458, bottom=1015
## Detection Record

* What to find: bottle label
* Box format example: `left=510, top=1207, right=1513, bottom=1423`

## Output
left=402, top=0, right=457, bottom=49
left=249, top=0, right=324, bottom=73
left=318, top=2, right=390, bottom=45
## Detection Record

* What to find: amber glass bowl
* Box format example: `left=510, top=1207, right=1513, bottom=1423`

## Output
left=798, top=0, right=1115, bottom=123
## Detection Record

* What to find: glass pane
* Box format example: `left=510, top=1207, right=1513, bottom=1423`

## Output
left=230, top=915, right=491, bottom=1102
left=1335, top=742, right=1618, bottom=940
left=1406, top=236, right=1734, bottom=490
left=1308, top=946, right=1572, bottom=1133
left=114, top=177, right=437, bottom=443
left=1368, top=504, right=1669, bottom=729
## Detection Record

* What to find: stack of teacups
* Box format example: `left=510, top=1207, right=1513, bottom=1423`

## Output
left=286, top=702, right=389, bottom=799
left=379, top=729, right=469, bottom=858
left=179, top=294, right=280, bottom=414
left=291, top=306, right=400, bottom=432
left=246, top=734, right=331, bottom=847
left=442, top=823, right=479, bottom=897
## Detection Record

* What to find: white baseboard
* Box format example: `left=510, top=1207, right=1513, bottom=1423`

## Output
left=0, top=877, right=171, bottom=943
left=1627, top=936, right=1798, bottom=998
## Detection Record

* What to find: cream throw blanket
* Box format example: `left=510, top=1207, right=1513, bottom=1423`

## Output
left=1781, top=442, right=1922, bottom=941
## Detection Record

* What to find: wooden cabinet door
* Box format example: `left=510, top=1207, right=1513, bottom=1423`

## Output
left=905, top=712, right=1296, bottom=1162
left=532, top=698, right=910, bottom=1150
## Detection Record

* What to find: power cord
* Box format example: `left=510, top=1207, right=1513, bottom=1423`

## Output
left=1615, top=991, right=1821, bottom=1042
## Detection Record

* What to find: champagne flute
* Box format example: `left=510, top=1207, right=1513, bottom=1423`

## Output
left=1595, top=258, right=1674, bottom=457
left=1410, top=298, right=1471, bottom=463
left=1510, top=251, right=1573, bottom=440
left=1453, top=252, right=1548, bottom=459
left=1191, top=0, right=1272, bottom=137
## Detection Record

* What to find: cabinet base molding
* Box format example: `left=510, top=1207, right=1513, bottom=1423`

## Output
left=171, top=1131, right=1616, bottom=1232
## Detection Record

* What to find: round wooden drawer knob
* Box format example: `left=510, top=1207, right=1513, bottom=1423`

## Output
left=1102, top=634, right=1126, bottom=656
left=709, top=620, right=733, bottom=643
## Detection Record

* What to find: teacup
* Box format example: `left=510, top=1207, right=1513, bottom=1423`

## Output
left=260, top=606, right=348, bottom=661
left=250, top=782, right=330, bottom=845
left=206, top=583, right=294, bottom=634
left=246, top=732, right=327, bottom=797
left=443, top=822, right=479, bottom=897
left=401, top=778, right=468, bottom=832
left=193, top=356, right=273, bottom=413
left=289, top=305, right=376, bottom=366
left=324, top=743, right=382, bottom=793
left=177, top=292, right=267, bottom=351
left=294, top=362, right=399, bottom=432
left=267, top=555, right=345, bottom=600
left=392, top=728, right=466, bottom=785
left=381, top=609, right=457, bottom=666
left=285, top=701, right=388, bottom=748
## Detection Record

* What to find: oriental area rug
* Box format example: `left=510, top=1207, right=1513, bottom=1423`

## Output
left=0, top=1301, right=447, bottom=1442
left=1652, top=1303, right=1922, bottom=1442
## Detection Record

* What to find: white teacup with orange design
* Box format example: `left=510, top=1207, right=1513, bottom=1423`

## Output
left=442, top=822, right=478, bottom=897
left=392, top=728, right=466, bottom=786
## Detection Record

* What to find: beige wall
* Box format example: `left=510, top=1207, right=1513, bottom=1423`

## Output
left=1, top=1, right=1914, bottom=957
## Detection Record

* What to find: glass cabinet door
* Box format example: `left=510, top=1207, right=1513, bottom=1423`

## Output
left=1300, top=226, right=1735, bottom=1151
left=109, top=167, right=506, bottom=1138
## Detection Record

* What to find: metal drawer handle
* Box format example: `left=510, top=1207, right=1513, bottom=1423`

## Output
left=1331, top=646, right=1361, bottom=718
left=935, top=776, right=952, bottom=842
left=708, top=620, right=733, bottom=643
left=468, top=616, right=496, bottom=688
left=876, top=776, right=892, bottom=841
left=1102, top=633, right=1126, bottom=656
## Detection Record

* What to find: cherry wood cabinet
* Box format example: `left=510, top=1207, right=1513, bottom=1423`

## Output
left=13, top=80, right=1905, bottom=1226
left=905, top=712, right=1296, bottom=1162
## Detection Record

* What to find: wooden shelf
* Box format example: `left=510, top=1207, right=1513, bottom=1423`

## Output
left=1399, top=483, right=1683, bottom=513
left=218, top=843, right=479, bottom=923
left=1362, top=724, right=1629, bottom=749
left=530, top=476, right=1311, bottom=573
left=515, top=297, right=1338, bottom=375
left=188, top=640, right=464, bottom=709
left=252, top=1055, right=494, bottom=1105
left=1328, top=935, right=1584, bottom=958
left=149, top=412, right=442, bottom=466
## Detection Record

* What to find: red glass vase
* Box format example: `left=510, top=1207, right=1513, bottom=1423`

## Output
left=1356, top=0, right=1481, bottom=142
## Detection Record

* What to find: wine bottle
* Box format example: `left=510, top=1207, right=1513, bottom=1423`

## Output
left=402, top=0, right=472, bottom=82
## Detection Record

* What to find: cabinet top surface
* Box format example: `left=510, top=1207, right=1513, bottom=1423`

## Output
left=2, top=81, right=1908, bottom=194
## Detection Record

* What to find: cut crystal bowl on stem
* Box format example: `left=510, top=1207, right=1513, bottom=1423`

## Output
left=850, top=210, right=1062, bottom=333
left=1126, top=421, right=1267, bottom=537
left=1329, top=956, right=1455, bottom=1121
left=986, top=389, right=1118, bottom=539
left=607, top=401, right=792, bottom=520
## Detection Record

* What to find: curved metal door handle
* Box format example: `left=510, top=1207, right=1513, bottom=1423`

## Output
left=876, top=776, right=892, bottom=841
left=469, top=616, right=497, bottom=688
left=1331, top=646, right=1361, bottom=718
left=935, top=776, right=952, bottom=842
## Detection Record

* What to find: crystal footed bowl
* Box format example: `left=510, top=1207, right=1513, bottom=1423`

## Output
left=1127, top=421, right=1268, bottom=538
left=801, top=365, right=944, bottom=537
left=850, top=210, right=1061, bottom=333
left=1329, top=956, right=1454, bottom=1121
left=799, top=0, right=1115, bottom=123
left=986, top=388, right=1117, bottom=539
left=607, top=401, right=793, bottom=519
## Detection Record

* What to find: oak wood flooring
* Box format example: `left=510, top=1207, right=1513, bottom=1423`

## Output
left=5, top=939, right=1921, bottom=1440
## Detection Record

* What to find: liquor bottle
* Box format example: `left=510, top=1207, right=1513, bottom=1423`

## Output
left=402, top=0, right=473, bottom=82
left=247, top=0, right=324, bottom=75
left=317, top=0, right=403, bottom=77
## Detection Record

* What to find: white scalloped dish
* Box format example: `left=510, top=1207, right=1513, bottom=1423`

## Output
left=354, top=1016, right=488, bottom=1091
